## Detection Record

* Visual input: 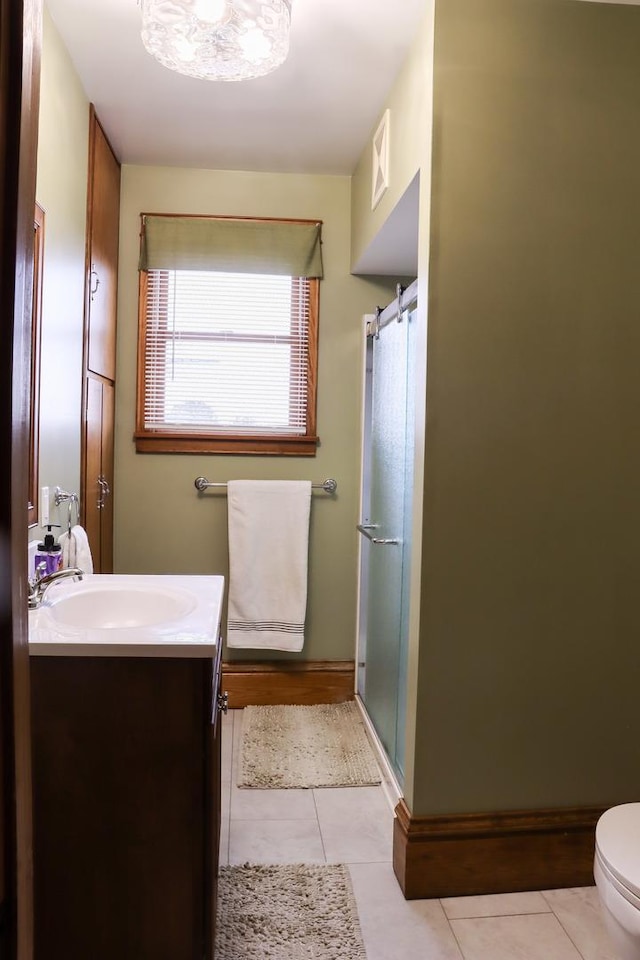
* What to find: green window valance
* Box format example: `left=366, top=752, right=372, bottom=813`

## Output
left=139, top=215, right=324, bottom=279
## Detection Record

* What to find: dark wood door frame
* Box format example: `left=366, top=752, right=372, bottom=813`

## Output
left=0, top=0, right=42, bottom=957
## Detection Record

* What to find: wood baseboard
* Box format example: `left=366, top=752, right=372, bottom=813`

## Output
left=393, top=798, right=606, bottom=899
left=221, top=659, right=355, bottom=708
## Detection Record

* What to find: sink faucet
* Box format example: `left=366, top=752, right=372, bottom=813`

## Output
left=28, top=567, right=84, bottom=609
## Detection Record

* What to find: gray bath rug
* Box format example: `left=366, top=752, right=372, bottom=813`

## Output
left=215, top=863, right=367, bottom=960
left=238, top=701, right=381, bottom=789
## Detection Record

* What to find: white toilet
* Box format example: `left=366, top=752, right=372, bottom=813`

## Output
left=594, top=803, right=640, bottom=960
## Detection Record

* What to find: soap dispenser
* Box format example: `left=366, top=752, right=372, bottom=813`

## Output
left=35, top=525, right=63, bottom=577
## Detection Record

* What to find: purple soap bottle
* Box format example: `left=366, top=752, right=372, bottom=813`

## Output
left=34, top=526, right=63, bottom=577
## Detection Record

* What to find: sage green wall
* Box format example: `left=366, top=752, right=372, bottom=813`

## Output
left=115, top=165, right=395, bottom=660
left=33, top=9, right=89, bottom=543
left=413, top=0, right=640, bottom=814
left=350, top=4, right=435, bottom=804
left=350, top=6, right=433, bottom=272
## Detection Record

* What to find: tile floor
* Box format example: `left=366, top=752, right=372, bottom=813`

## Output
left=219, top=709, right=617, bottom=960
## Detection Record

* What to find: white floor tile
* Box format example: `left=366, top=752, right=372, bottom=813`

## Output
left=319, top=814, right=393, bottom=863
left=313, top=785, right=394, bottom=821
left=314, top=785, right=393, bottom=863
left=228, top=818, right=326, bottom=865
left=451, top=913, right=584, bottom=960
left=542, top=887, right=617, bottom=960
left=349, top=862, right=464, bottom=960
left=217, top=708, right=612, bottom=960
left=442, top=891, right=551, bottom=919
left=230, top=783, right=317, bottom=820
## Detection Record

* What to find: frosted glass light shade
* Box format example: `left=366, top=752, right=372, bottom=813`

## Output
left=141, top=0, right=292, bottom=82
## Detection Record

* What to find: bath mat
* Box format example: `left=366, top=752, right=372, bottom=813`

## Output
left=238, top=701, right=381, bottom=788
left=215, top=863, right=367, bottom=960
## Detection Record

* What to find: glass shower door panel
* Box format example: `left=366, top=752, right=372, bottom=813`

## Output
left=365, top=315, right=409, bottom=770
left=394, top=304, right=416, bottom=780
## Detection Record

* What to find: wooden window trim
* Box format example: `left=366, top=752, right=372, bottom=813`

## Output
left=135, top=272, right=320, bottom=456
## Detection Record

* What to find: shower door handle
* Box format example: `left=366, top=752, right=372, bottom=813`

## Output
left=357, top=523, right=400, bottom=546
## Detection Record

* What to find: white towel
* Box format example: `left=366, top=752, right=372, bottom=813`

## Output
left=226, top=480, right=312, bottom=652
left=58, top=524, right=94, bottom=574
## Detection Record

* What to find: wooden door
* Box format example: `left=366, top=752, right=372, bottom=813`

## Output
left=0, top=0, right=42, bottom=957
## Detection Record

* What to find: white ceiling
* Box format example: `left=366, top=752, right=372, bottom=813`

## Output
left=44, top=0, right=428, bottom=176
left=45, top=0, right=634, bottom=277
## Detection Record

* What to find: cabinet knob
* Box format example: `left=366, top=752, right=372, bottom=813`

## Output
left=90, top=267, right=100, bottom=301
left=97, top=475, right=110, bottom=509
left=217, top=691, right=229, bottom=715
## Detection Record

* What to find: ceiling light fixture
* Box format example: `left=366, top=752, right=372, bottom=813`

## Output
left=140, top=0, right=292, bottom=82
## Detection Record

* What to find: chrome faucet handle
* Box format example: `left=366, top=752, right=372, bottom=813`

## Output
left=31, top=560, right=47, bottom=583
left=28, top=561, right=48, bottom=595
left=28, top=566, right=84, bottom=609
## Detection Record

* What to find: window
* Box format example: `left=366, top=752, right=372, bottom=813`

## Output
left=135, top=215, right=322, bottom=456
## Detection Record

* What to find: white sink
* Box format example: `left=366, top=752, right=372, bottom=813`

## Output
left=48, top=584, right=195, bottom=629
left=29, top=574, right=225, bottom=658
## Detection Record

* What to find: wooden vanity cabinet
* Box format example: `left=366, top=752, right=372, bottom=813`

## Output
left=30, top=642, right=223, bottom=960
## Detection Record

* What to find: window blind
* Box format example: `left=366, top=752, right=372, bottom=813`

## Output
left=140, top=215, right=324, bottom=278
left=141, top=270, right=312, bottom=437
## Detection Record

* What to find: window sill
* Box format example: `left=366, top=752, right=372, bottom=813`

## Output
left=134, top=432, right=319, bottom=457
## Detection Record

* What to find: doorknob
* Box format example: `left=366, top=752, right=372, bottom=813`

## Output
left=356, top=523, right=400, bottom=545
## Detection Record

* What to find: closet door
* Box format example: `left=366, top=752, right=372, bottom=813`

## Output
left=85, top=108, right=120, bottom=381
left=99, top=379, right=114, bottom=572
left=84, top=375, right=114, bottom=573
left=81, top=106, right=119, bottom=573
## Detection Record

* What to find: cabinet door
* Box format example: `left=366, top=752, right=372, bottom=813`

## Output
left=83, top=375, right=114, bottom=573
left=99, top=379, right=114, bottom=572
left=85, top=109, right=120, bottom=382
left=83, top=376, right=102, bottom=569
left=31, top=657, right=211, bottom=960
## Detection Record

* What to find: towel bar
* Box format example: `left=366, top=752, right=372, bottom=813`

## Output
left=54, top=487, right=80, bottom=535
left=194, top=476, right=337, bottom=495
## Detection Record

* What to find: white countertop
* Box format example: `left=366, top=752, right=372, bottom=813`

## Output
left=29, top=574, right=224, bottom=658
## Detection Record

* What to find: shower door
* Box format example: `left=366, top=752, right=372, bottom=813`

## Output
left=357, top=282, right=417, bottom=785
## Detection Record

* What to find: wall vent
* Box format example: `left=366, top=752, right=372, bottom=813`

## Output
left=371, top=109, right=390, bottom=210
